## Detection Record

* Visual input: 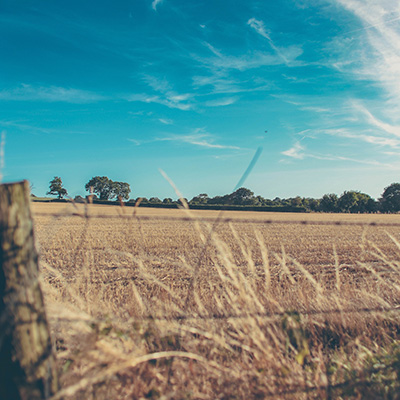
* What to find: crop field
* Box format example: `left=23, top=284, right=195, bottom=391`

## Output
left=32, top=203, right=400, bottom=399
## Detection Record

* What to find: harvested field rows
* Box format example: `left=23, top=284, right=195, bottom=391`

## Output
left=32, top=203, right=400, bottom=399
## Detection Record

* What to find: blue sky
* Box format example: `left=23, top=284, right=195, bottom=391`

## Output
left=1, top=0, right=400, bottom=200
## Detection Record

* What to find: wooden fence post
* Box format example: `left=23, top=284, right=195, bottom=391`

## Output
left=0, top=181, right=58, bottom=399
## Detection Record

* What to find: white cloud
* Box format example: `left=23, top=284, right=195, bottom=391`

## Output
left=157, top=129, right=241, bottom=150
left=127, top=138, right=142, bottom=145
left=281, top=140, right=387, bottom=166
left=247, top=18, right=291, bottom=64
left=322, top=127, right=400, bottom=148
left=352, top=102, right=400, bottom=137
left=132, top=75, right=193, bottom=110
left=126, top=93, right=192, bottom=110
left=281, top=142, right=305, bottom=159
left=310, top=154, right=385, bottom=166
left=159, top=118, right=173, bottom=125
left=199, top=41, right=302, bottom=71
left=247, top=18, right=271, bottom=40
left=335, top=0, right=400, bottom=104
left=205, top=97, right=238, bottom=107
left=152, top=0, right=163, bottom=11
left=0, top=84, right=104, bottom=103
left=142, top=75, right=171, bottom=93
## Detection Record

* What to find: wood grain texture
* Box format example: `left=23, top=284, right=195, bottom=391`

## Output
left=0, top=181, right=58, bottom=400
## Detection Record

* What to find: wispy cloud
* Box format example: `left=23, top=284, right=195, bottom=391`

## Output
left=335, top=0, right=400, bottom=104
left=0, top=120, right=89, bottom=135
left=205, top=97, right=238, bottom=107
left=159, top=118, right=173, bottom=125
left=0, top=120, right=55, bottom=134
left=192, top=73, right=271, bottom=95
left=152, top=0, right=163, bottom=11
left=126, top=93, right=192, bottom=110
left=197, top=41, right=302, bottom=72
left=247, top=18, right=271, bottom=40
left=157, top=129, right=241, bottom=150
left=322, top=127, right=400, bottom=148
left=247, top=17, right=291, bottom=64
left=127, top=138, right=142, bottom=146
left=273, top=95, right=332, bottom=114
left=352, top=102, right=400, bottom=137
left=128, top=75, right=193, bottom=110
left=281, top=139, right=387, bottom=166
left=281, top=142, right=305, bottom=159
left=0, top=84, right=105, bottom=103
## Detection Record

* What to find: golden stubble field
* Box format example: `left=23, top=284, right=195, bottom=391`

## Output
left=32, top=202, right=400, bottom=399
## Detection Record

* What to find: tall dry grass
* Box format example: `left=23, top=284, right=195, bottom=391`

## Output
left=32, top=203, right=400, bottom=399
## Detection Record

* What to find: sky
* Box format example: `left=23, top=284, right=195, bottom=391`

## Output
left=1, top=0, right=400, bottom=200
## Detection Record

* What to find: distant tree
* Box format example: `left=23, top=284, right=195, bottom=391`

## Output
left=356, top=192, right=377, bottom=213
left=280, top=198, right=291, bottom=206
left=255, top=195, right=265, bottom=206
left=228, top=187, right=256, bottom=205
left=307, top=198, right=320, bottom=212
left=338, top=191, right=376, bottom=213
left=85, top=176, right=130, bottom=200
left=112, top=181, right=131, bottom=200
left=190, top=193, right=209, bottom=204
left=338, top=191, right=360, bottom=213
left=320, top=194, right=338, bottom=212
left=85, top=176, right=113, bottom=200
left=290, top=196, right=303, bottom=207
left=380, top=183, right=400, bottom=213
left=208, top=195, right=223, bottom=205
left=47, top=176, right=68, bottom=199
left=163, top=198, right=173, bottom=204
left=149, top=197, right=162, bottom=203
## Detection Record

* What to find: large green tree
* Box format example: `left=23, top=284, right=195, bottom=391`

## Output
left=111, top=181, right=131, bottom=200
left=319, top=194, right=338, bottom=212
left=228, top=187, right=256, bottom=205
left=47, top=176, right=68, bottom=199
left=380, top=183, right=400, bottom=213
left=338, top=191, right=360, bottom=213
left=189, top=193, right=209, bottom=204
left=85, top=176, right=131, bottom=200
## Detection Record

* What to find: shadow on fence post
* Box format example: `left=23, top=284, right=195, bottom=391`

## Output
left=0, top=181, right=58, bottom=399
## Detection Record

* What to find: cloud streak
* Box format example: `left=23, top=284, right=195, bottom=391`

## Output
left=247, top=18, right=290, bottom=64
left=0, top=84, right=105, bottom=103
left=281, top=142, right=305, bottom=159
left=152, top=0, right=163, bottom=11
left=205, top=97, right=238, bottom=107
left=128, top=75, right=193, bottom=110
left=322, top=127, right=400, bottom=148
left=157, top=129, right=241, bottom=150
left=335, top=0, right=400, bottom=105
left=352, top=102, right=400, bottom=137
left=198, top=41, right=302, bottom=72
left=281, top=139, right=387, bottom=166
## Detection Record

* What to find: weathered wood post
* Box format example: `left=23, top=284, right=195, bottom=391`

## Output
left=0, top=181, right=58, bottom=399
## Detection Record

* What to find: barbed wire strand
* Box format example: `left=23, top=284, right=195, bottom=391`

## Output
left=32, top=211, right=400, bottom=227
left=51, top=305, right=400, bottom=324
left=31, top=206, right=400, bottom=397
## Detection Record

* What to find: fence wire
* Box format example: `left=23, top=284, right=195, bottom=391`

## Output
left=33, top=206, right=400, bottom=398
left=53, top=305, right=400, bottom=325
left=33, top=210, right=400, bottom=227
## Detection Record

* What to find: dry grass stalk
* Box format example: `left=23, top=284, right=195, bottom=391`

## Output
left=31, top=203, right=400, bottom=399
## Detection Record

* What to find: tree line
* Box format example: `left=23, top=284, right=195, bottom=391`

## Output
left=186, top=185, right=400, bottom=213
left=45, top=176, right=400, bottom=213
left=47, top=176, right=131, bottom=201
